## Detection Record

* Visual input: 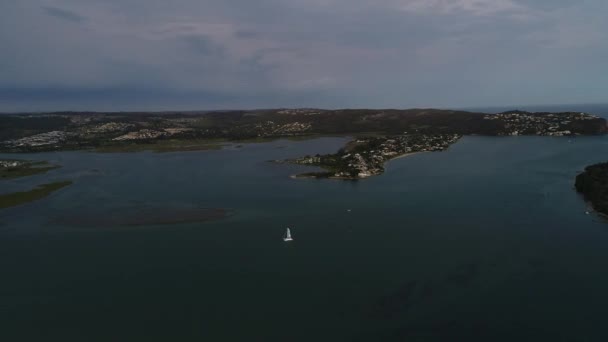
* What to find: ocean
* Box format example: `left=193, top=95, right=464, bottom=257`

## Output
left=2, top=105, right=608, bottom=341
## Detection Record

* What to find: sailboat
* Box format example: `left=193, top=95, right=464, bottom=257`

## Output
left=283, top=228, right=293, bottom=242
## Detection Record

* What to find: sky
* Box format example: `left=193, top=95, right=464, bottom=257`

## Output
left=1, top=0, right=607, bottom=111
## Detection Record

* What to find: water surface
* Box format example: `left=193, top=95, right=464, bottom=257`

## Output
left=2, top=135, right=608, bottom=341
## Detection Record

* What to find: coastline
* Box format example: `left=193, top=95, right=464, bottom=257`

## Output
left=387, top=151, right=426, bottom=162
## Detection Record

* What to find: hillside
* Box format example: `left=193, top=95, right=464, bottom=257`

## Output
left=0, top=108, right=605, bottom=152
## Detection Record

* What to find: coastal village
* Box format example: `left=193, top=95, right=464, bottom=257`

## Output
left=0, top=113, right=314, bottom=151
left=252, top=121, right=312, bottom=137
left=1, top=125, right=195, bottom=149
left=285, top=133, right=461, bottom=179
left=3, top=130, right=68, bottom=148
left=483, top=111, right=602, bottom=136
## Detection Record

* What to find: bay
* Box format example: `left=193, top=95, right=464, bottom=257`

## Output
left=2, top=123, right=608, bottom=340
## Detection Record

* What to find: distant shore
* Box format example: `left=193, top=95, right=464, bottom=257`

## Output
left=2, top=109, right=605, bottom=154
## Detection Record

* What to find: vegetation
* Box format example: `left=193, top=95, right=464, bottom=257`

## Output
left=575, top=162, right=608, bottom=215
left=0, top=181, right=72, bottom=209
left=94, top=139, right=224, bottom=153
left=0, top=160, right=59, bottom=179
left=0, top=115, right=71, bottom=141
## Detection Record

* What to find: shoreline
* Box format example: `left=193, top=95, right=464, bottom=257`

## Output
left=387, top=151, right=426, bottom=162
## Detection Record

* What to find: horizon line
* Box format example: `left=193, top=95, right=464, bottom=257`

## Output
left=1, top=102, right=608, bottom=115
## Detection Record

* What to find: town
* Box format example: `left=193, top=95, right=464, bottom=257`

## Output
left=484, top=111, right=602, bottom=136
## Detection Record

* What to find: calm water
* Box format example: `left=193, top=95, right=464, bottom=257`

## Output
left=3, top=124, right=608, bottom=340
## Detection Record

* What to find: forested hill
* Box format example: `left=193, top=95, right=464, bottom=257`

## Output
left=576, top=162, right=608, bottom=216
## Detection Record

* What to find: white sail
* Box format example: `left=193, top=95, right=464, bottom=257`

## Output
left=283, top=228, right=293, bottom=241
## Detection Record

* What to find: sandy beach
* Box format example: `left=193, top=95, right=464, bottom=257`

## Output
left=387, top=151, right=426, bottom=161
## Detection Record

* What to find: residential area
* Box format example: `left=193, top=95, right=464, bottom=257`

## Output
left=286, top=133, right=462, bottom=179
left=484, top=111, right=602, bottom=136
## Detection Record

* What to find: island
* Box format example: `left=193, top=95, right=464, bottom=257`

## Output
left=1, top=108, right=606, bottom=179
left=575, top=162, right=608, bottom=216
left=0, top=181, right=72, bottom=209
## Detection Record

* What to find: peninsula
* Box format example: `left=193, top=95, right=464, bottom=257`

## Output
left=279, top=133, right=460, bottom=179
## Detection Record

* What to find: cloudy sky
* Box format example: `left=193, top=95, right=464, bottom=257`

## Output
left=1, top=0, right=607, bottom=111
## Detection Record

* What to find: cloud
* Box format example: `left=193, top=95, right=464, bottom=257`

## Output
left=0, top=0, right=607, bottom=111
left=182, top=35, right=224, bottom=56
left=42, top=5, right=85, bottom=23
left=399, top=0, right=525, bottom=16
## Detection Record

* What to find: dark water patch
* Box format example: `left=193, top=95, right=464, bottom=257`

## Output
left=417, top=281, right=435, bottom=301
left=385, top=318, right=460, bottom=342
left=369, top=281, right=418, bottom=319
left=387, top=319, right=501, bottom=342
left=368, top=264, right=480, bottom=321
left=526, top=257, right=547, bottom=273
left=50, top=206, right=234, bottom=228
left=443, top=263, right=478, bottom=286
